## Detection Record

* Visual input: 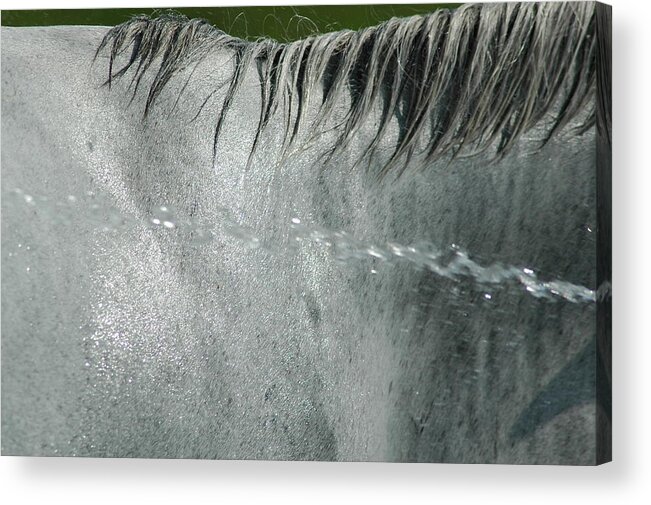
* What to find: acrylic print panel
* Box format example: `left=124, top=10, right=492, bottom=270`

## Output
left=0, top=2, right=611, bottom=464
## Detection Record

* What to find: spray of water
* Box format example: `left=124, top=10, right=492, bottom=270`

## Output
left=7, top=187, right=605, bottom=304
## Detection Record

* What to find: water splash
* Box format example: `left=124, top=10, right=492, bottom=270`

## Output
left=287, top=221, right=598, bottom=303
left=6, top=187, right=605, bottom=304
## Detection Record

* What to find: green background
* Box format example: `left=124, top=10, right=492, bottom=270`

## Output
left=1, top=4, right=460, bottom=42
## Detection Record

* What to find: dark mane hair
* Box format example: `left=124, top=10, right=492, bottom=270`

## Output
left=96, top=2, right=601, bottom=175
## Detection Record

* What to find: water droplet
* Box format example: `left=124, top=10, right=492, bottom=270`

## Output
left=366, top=247, right=388, bottom=260
left=189, top=227, right=214, bottom=245
left=245, top=238, right=261, bottom=249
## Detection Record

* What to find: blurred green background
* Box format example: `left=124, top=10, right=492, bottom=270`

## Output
left=1, top=4, right=461, bottom=42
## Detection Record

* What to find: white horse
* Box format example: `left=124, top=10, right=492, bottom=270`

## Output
left=1, top=2, right=611, bottom=463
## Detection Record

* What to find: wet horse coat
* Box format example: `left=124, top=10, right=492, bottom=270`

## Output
left=1, top=2, right=611, bottom=463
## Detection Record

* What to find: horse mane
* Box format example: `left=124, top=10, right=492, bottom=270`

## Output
left=96, top=2, right=601, bottom=176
